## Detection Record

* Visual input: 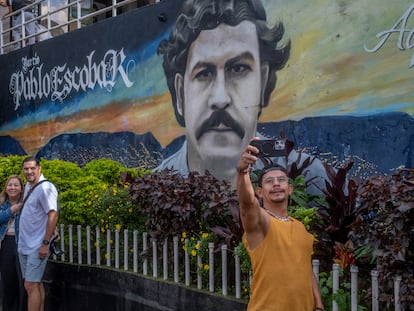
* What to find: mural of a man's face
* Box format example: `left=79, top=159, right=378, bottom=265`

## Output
left=174, top=20, right=268, bottom=175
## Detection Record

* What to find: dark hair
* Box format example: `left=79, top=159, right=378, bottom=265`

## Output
left=158, top=0, right=290, bottom=126
left=257, top=164, right=287, bottom=187
left=23, top=155, right=40, bottom=166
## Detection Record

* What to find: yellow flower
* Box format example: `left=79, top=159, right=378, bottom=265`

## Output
left=203, top=264, right=209, bottom=271
left=104, top=253, right=109, bottom=259
left=202, top=233, right=209, bottom=239
left=191, top=250, right=197, bottom=257
left=195, top=243, right=200, bottom=250
left=182, top=232, right=187, bottom=238
left=115, top=224, right=121, bottom=230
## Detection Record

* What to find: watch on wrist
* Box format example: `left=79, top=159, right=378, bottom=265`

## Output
left=42, top=239, right=50, bottom=245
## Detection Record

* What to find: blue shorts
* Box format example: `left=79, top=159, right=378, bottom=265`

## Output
left=19, top=252, right=49, bottom=282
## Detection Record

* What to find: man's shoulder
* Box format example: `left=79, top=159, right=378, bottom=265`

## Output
left=155, top=140, right=189, bottom=175
left=37, top=176, right=58, bottom=193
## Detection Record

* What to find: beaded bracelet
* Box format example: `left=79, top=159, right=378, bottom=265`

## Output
left=236, top=166, right=249, bottom=174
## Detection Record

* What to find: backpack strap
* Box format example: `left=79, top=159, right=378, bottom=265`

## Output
left=21, top=179, right=50, bottom=208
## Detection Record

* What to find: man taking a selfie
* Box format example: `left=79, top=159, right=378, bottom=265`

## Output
left=236, top=140, right=324, bottom=310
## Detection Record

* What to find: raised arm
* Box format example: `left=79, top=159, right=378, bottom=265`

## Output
left=236, top=142, right=269, bottom=249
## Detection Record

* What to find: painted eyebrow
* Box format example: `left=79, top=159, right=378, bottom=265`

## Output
left=190, top=51, right=256, bottom=74
left=225, top=52, right=255, bottom=68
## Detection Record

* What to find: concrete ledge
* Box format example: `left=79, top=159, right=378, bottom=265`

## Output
left=44, top=261, right=247, bottom=311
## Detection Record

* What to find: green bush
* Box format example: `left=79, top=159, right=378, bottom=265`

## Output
left=92, top=183, right=146, bottom=232
left=82, top=159, right=137, bottom=185
left=0, top=156, right=144, bottom=230
left=39, top=159, right=83, bottom=192
left=0, top=155, right=26, bottom=187
left=319, top=268, right=367, bottom=311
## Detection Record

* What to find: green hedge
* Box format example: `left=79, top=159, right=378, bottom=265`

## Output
left=0, top=156, right=148, bottom=230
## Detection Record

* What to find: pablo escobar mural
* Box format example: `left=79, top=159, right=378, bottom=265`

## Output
left=0, top=0, right=412, bottom=190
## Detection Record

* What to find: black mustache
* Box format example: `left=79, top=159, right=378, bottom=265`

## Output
left=195, top=110, right=245, bottom=141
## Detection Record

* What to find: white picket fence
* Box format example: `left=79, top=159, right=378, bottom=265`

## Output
left=51, top=224, right=405, bottom=311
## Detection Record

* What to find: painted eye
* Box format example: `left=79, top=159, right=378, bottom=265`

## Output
left=229, top=64, right=250, bottom=73
left=194, top=69, right=212, bottom=80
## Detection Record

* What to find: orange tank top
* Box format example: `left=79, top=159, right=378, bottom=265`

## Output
left=243, top=216, right=315, bottom=311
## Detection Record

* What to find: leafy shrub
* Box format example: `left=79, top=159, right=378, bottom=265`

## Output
left=288, top=175, right=324, bottom=231
left=349, top=168, right=414, bottom=310
left=58, top=175, right=105, bottom=226
left=124, top=169, right=240, bottom=243
left=182, top=231, right=216, bottom=279
left=314, top=162, right=359, bottom=271
left=39, top=159, right=83, bottom=192
left=234, top=241, right=252, bottom=300
left=0, top=156, right=145, bottom=229
left=82, top=159, right=137, bottom=185
left=319, top=268, right=367, bottom=311
left=0, top=155, right=26, bottom=186
left=92, top=183, right=146, bottom=232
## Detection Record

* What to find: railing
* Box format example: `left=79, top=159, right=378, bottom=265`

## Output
left=0, top=0, right=157, bottom=54
left=52, top=224, right=404, bottom=311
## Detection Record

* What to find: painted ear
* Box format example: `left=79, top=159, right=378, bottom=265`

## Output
left=174, top=73, right=184, bottom=118
left=260, top=62, right=270, bottom=108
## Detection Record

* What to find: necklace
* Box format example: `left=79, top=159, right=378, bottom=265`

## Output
left=264, top=208, right=290, bottom=222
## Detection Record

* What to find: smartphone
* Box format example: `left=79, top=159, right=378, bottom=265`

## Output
left=250, top=139, right=286, bottom=157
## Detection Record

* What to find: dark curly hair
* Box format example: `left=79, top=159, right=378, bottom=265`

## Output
left=158, top=0, right=291, bottom=127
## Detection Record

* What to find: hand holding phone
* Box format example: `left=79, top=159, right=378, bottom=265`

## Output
left=250, top=139, right=286, bottom=157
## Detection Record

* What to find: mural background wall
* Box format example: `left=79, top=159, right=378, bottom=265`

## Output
left=0, top=0, right=412, bottom=180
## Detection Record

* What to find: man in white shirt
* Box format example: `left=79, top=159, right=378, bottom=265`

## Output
left=18, top=156, right=58, bottom=311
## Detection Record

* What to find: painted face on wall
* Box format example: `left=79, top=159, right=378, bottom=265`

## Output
left=175, top=20, right=268, bottom=173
